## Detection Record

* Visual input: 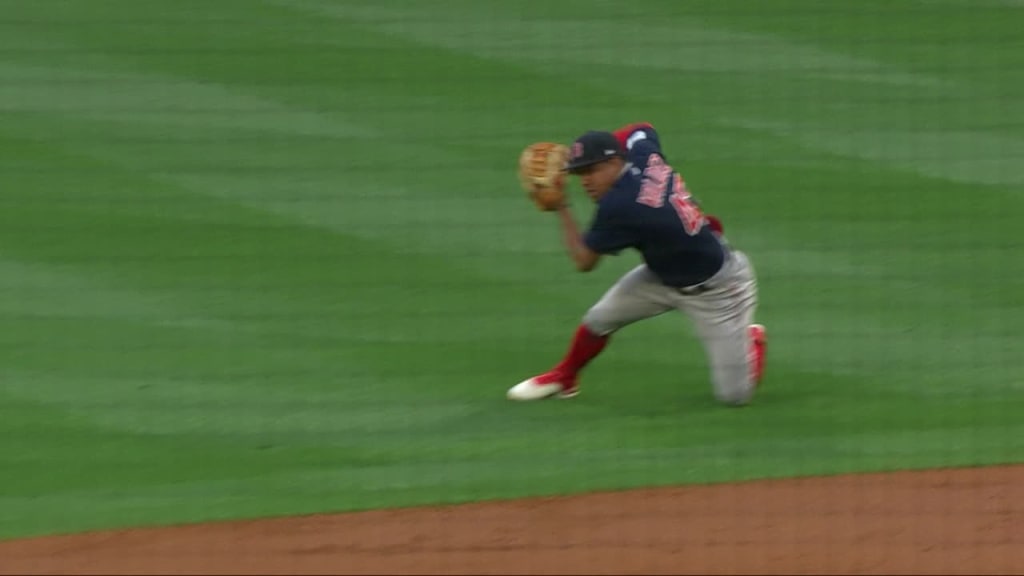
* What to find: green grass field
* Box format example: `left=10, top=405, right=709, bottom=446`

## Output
left=1, top=0, right=1022, bottom=540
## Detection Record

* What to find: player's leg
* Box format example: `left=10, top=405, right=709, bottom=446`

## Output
left=581, top=264, right=677, bottom=336
left=676, top=250, right=763, bottom=406
left=508, top=264, right=675, bottom=400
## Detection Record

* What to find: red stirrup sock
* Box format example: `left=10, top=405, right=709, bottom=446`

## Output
left=554, top=325, right=610, bottom=378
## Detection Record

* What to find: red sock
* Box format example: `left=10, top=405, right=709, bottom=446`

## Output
left=554, top=325, right=609, bottom=378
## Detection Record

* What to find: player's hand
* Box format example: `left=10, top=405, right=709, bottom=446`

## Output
left=706, top=214, right=724, bottom=235
left=531, top=180, right=567, bottom=211
left=546, top=172, right=568, bottom=207
left=518, top=142, right=569, bottom=212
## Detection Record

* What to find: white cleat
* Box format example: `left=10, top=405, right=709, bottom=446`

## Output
left=506, top=375, right=579, bottom=401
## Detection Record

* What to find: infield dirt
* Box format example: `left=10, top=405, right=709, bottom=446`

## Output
left=2, top=466, right=1021, bottom=575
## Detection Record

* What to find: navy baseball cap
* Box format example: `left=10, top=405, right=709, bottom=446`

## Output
left=565, top=130, right=625, bottom=174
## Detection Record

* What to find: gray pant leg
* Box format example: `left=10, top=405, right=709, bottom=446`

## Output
left=675, top=251, right=759, bottom=406
left=583, top=264, right=676, bottom=336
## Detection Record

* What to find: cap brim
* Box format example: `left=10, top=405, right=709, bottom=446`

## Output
left=565, top=157, right=609, bottom=174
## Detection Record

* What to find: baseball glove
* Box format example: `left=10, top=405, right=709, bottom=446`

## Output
left=518, top=142, right=569, bottom=211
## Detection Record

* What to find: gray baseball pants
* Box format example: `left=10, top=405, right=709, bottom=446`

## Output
left=582, top=250, right=759, bottom=405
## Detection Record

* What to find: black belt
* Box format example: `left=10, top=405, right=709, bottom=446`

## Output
left=677, top=282, right=713, bottom=295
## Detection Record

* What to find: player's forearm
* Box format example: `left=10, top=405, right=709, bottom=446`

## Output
left=556, top=206, right=598, bottom=272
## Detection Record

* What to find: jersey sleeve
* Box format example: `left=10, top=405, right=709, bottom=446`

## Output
left=613, top=122, right=657, bottom=150
left=583, top=202, right=637, bottom=255
left=613, top=122, right=663, bottom=164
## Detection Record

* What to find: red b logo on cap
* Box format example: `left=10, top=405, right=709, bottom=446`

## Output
left=571, top=142, right=583, bottom=159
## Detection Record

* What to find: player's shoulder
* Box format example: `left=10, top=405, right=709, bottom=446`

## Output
left=613, top=124, right=665, bottom=170
left=598, top=175, right=643, bottom=219
left=613, top=122, right=660, bottom=148
left=613, top=122, right=662, bottom=154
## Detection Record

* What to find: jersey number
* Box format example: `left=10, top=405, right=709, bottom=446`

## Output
left=638, top=154, right=705, bottom=236
left=669, top=175, right=705, bottom=236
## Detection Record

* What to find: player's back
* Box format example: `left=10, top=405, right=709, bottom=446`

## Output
left=604, top=125, right=725, bottom=287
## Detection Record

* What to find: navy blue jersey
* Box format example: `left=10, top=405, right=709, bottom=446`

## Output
left=582, top=126, right=725, bottom=288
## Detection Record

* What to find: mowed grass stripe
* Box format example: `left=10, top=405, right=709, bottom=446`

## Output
left=0, top=0, right=1021, bottom=540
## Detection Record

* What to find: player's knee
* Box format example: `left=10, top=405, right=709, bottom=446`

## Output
left=714, top=381, right=754, bottom=407
left=582, top=304, right=620, bottom=336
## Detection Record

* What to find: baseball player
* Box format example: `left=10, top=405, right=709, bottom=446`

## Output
left=508, top=123, right=767, bottom=405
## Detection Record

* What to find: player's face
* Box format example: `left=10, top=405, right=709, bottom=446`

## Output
left=577, top=159, right=623, bottom=202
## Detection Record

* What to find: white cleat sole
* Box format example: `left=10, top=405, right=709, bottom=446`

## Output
left=507, top=378, right=573, bottom=401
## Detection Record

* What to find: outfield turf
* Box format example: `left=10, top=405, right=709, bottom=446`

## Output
left=1, top=0, right=1022, bottom=540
